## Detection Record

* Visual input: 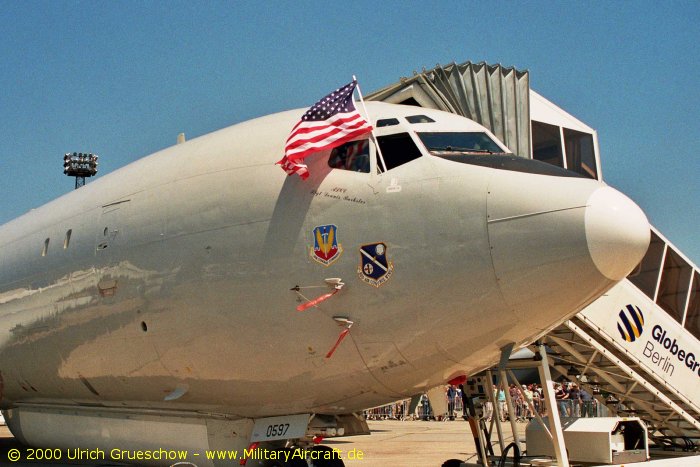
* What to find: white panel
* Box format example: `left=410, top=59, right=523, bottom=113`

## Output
left=530, top=90, right=595, bottom=133
left=250, top=414, right=310, bottom=442
left=580, top=280, right=700, bottom=414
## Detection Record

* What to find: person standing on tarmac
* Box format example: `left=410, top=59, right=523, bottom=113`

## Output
left=568, top=383, right=582, bottom=417
left=446, top=385, right=457, bottom=420
left=555, top=383, right=568, bottom=417
left=497, top=387, right=507, bottom=421
left=580, top=387, right=594, bottom=417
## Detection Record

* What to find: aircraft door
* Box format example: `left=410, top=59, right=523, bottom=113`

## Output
left=96, top=199, right=131, bottom=256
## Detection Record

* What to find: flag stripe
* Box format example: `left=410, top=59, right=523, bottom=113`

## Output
left=286, top=119, right=368, bottom=152
left=286, top=112, right=369, bottom=142
left=285, top=115, right=371, bottom=152
left=286, top=123, right=372, bottom=160
left=286, top=128, right=374, bottom=162
left=290, top=132, right=372, bottom=162
left=277, top=158, right=309, bottom=180
left=276, top=80, right=373, bottom=179
left=286, top=111, right=366, bottom=138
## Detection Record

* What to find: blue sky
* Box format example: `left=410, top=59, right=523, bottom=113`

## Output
left=1, top=1, right=698, bottom=264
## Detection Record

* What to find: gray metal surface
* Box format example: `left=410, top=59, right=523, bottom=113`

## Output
left=0, top=101, right=648, bottom=464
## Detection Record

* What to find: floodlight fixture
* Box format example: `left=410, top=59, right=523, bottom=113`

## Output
left=63, top=152, right=98, bottom=189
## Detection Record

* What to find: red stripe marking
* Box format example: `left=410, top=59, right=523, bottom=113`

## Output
left=296, top=289, right=339, bottom=311
left=325, top=328, right=351, bottom=359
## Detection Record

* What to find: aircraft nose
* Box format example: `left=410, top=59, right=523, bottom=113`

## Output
left=487, top=174, right=650, bottom=323
left=585, top=186, right=650, bottom=281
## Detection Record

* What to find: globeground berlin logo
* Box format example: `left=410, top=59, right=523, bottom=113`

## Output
left=617, top=304, right=644, bottom=342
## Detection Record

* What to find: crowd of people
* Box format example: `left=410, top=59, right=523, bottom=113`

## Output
left=486, top=382, right=599, bottom=421
left=364, top=381, right=602, bottom=421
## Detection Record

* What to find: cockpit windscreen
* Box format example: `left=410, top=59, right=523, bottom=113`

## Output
left=417, top=131, right=582, bottom=177
left=417, top=132, right=506, bottom=156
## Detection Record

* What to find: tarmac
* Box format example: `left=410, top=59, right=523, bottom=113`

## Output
left=0, top=418, right=520, bottom=466
left=326, top=418, right=524, bottom=466
left=1, top=419, right=699, bottom=466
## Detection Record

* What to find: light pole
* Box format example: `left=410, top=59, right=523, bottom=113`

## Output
left=63, top=152, right=98, bottom=189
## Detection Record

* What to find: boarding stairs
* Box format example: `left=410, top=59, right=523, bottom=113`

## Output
left=537, top=311, right=700, bottom=449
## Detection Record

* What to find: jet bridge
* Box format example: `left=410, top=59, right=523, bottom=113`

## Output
left=367, top=61, right=531, bottom=158
left=366, top=61, right=601, bottom=181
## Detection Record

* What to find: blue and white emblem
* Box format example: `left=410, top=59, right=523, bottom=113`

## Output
left=357, top=242, right=394, bottom=287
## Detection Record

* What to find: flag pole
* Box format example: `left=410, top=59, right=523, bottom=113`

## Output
left=353, top=75, right=388, bottom=173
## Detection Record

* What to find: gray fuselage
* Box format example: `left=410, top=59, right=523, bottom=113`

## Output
left=0, top=102, right=648, bottom=434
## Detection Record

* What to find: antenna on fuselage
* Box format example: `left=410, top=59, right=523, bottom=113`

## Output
left=63, top=152, right=98, bottom=189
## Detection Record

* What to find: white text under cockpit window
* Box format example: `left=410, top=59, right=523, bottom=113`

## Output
left=328, top=140, right=370, bottom=173
left=417, top=132, right=505, bottom=156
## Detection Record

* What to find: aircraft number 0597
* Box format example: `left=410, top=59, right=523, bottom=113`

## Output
left=250, top=414, right=310, bottom=442
left=266, top=423, right=290, bottom=438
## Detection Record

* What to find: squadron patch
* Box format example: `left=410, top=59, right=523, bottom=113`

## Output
left=357, top=242, right=394, bottom=287
left=311, top=225, right=343, bottom=266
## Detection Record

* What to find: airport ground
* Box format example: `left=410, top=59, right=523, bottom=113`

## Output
left=1, top=419, right=698, bottom=466
left=0, top=418, right=517, bottom=466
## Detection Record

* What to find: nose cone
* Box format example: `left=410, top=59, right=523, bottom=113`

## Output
left=487, top=173, right=650, bottom=326
left=585, top=186, right=650, bottom=281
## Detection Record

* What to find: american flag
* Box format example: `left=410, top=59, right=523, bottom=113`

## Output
left=276, top=80, right=373, bottom=179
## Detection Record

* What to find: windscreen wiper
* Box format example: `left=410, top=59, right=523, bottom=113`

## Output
left=429, top=146, right=495, bottom=154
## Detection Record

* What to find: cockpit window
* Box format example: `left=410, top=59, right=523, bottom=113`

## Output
left=328, top=139, right=370, bottom=173
left=376, top=118, right=400, bottom=128
left=417, top=132, right=505, bottom=156
left=418, top=131, right=581, bottom=177
left=376, top=133, right=423, bottom=171
left=406, top=115, right=435, bottom=124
